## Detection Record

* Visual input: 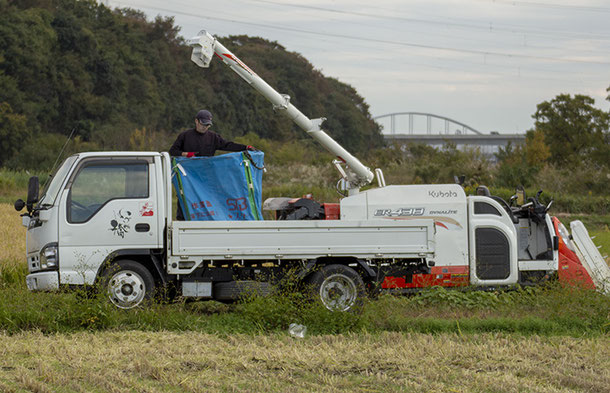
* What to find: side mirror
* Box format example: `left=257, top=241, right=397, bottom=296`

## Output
left=14, top=199, right=26, bottom=212
left=476, top=185, right=490, bottom=196
left=26, top=176, right=39, bottom=213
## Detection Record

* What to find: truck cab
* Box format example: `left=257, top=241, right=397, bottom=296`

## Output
left=23, top=152, right=165, bottom=295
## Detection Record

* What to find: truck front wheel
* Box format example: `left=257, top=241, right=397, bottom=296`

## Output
left=101, top=260, right=155, bottom=309
left=309, top=264, right=365, bottom=311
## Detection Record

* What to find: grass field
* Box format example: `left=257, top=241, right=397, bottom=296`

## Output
left=1, top=202, right=609, bottom=392
left=0, top=170, right=48, bottom=204
left=0, top=331, right=608, bottom=393
left=0, top=203, right=27, bottom=287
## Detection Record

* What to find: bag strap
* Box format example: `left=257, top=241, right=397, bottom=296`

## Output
left=242, top=152, right=262, bottom=220
left=172, top=158, right=191, bottom=220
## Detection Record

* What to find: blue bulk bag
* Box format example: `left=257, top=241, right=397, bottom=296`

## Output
left=172, top=151, right=264, bottom=221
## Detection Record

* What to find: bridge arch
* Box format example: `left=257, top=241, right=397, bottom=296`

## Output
left=374, top=112, right=482, bottom=135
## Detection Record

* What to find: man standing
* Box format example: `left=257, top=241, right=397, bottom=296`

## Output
left=170, top=109, right=256, bottom=220
left=169, top=109, right=255, bottom=157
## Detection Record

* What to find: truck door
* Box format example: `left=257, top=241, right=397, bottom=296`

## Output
left=57, top=157, right=159, bottom=285
left=467, top=196, right=518, bottom=286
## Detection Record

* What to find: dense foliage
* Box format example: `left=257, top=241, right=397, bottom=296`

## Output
left=491, top=93, right=610, bottom=195
left=533, top=94, right=610, bottom=167
left=0, top=0, right=382, bottom=170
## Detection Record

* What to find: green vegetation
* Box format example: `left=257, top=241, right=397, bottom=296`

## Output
left=0, top=169, right=47, bottom=203
left=533, top=94, right=610, bottom=168
left=588, top=229, right=610, bottom=259
left=0, top=281, right=608, bottom=337
left=1, top=197, right=608, bottom=338
left=2, top=146, right=608, bottom=214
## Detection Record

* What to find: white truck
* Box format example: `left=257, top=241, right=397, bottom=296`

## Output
left=16, top=31, right=608, bottom=310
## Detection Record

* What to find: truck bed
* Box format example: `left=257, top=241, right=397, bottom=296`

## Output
left=170, top=219, right=436, bottom=266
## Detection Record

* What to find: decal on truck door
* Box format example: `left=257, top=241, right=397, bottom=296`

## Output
left=139, top=202, right=154, bottom=217
left=109, top=209, right=132, bottom=238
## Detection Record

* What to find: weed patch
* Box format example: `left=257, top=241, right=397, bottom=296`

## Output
left=0, top=282, right=607, bottom=337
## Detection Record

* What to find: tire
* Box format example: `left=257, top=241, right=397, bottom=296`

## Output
left=308, top=264, right=366, bottom=311
left=101, top=260, right=155, bottom=309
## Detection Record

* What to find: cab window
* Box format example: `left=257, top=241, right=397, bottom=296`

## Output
left=68, top=162, right=148, bottom=223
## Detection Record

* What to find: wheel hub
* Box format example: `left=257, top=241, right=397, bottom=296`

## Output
left=319, top=273, right=357, bottom=311
left=328, top=286, right=343, bottom=299
left=107, top=270, right=146, bottom=309
left=121, top=283, right=134, bottom=296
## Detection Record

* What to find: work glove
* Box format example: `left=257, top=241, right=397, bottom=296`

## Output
left=185, top=152, right=196, bottom=158
left=246, top=145, right=258, bottom=151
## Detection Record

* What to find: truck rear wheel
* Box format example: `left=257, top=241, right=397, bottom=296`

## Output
left=309, top=264, right=365, bottom=311
left=101, top=260, right=155, bottom=309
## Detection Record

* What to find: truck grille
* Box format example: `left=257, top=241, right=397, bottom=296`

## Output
left=28, top=253, right=41, bottom=272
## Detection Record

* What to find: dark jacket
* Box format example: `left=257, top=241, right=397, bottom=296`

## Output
left=169, top=128, right=247, bottom=157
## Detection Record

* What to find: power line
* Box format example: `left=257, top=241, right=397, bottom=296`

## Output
left=297, top=37, right=604, bottom=86
left=247, top=0, right=610, bottom=41
left=243, top=0, right=609, bottom=55
left=337, top=51, right=600, bottom=84
left=149, top=0, right=607, bottom=53
left=108, top=2, right=610, bottom=66
left=476, top=0, right=610, bottom=13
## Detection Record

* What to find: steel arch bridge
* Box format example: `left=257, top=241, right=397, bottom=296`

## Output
left=374, top=112, right=482, bottom=135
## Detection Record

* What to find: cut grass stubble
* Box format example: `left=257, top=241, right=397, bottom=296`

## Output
left=0, top=331, right=608, bottom=393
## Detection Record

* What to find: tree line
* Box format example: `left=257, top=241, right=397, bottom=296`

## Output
left=0, top=0, right=382, bottom=170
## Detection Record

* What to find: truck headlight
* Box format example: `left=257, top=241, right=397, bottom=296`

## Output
left=40, top=243, right=58, bottom=270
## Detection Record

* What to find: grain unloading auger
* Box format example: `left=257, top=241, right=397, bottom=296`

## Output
left=187, top=30, right=376, bottom=196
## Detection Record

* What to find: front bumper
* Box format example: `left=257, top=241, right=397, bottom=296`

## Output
left=26, top=272, right=60, bottom=291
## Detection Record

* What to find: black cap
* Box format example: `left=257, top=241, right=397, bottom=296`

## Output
left=195, top=109, right=212, bottom=125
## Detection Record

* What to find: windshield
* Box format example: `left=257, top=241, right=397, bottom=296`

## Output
left=37, top=155, right=78, bottom=208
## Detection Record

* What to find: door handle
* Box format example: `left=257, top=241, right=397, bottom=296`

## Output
left=135, top=223, right=150, bottom=232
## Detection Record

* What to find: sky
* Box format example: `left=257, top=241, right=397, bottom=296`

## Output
left=104, top=0, right=610, bottom=135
